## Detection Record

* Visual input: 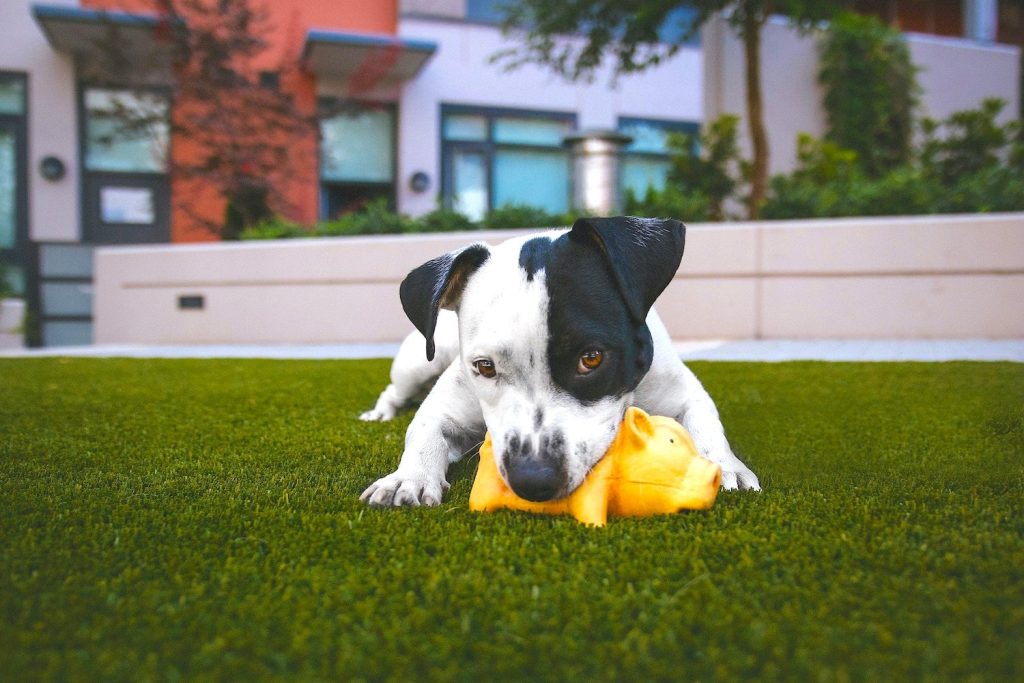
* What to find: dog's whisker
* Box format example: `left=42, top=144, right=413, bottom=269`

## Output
left=461, top=439, right=485, bottom=459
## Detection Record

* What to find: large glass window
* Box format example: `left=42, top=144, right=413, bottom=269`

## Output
left=319, top=103, right=395, bottom=218
left=84, top=88, right=169, bottom=173
left=442, top=106, right=574, bottom=221
left=618, top=118, right=699, bottom=199
left=464, top=0, right=699, bottom=44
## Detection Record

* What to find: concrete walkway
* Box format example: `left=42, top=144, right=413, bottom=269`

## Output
left=2, top=339, right=1023, bottom=362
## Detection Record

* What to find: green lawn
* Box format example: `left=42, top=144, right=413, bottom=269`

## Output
left=1, top=358, right=1022, bottom=681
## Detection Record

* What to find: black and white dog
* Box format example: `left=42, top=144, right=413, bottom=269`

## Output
left=360, top=216, right=759, bottom=507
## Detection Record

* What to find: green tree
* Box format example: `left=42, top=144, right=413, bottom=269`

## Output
left=496, top=0, right=847, bottom=219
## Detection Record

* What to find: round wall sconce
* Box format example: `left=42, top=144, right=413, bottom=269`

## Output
left=409, top=171, right=431, bottom=194
left=39, top=156, right=67, bottom=182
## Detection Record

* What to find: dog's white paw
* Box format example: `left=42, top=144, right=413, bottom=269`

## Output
left=360, top=470, right=448, bottom=507
left=702, top=450, right=761, bottom=491
left=359, top=407, right=396, bottom=422
left=720, top=465, right=761, bottom=491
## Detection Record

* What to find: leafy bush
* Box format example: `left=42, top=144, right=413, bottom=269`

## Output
left=238, top=218, right=309, bottom=240
left=920, top=98, right=1018, bottom=185
left=624, top=184, right=713, bottom=223
left=481, top=204, right=570, bottom=230
left=239, top=200, right=573, bottom=240
left=625, top=114, right=747, bottom=222
left=416, top=207, right=478, bottom=233
left=818, top=12, right=918, bottom=177
left=318, top=198, right=416, bottom=236
left=762, top=100, right=1024, bottom=220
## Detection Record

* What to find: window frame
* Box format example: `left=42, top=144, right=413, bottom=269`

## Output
left=440, top=104, right=577, bottom=217
left=317, top=99, right=398, bottom=218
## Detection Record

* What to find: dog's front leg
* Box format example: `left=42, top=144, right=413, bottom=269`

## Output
left=671, top=365, right=760, bottom=491
left=360, top=362, right=484, bottom=507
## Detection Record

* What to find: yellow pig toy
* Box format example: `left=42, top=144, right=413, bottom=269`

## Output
left=469, top=407, right=721, bottom=526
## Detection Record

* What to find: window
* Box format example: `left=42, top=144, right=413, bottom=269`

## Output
left=465, top=0, right=507, bottom=23
left=0, top=78, right=25, bottom=115
left=464, top=1, right=699, bottom=45
left=442, top=106, right=574, bottom=221
left=319, top=103, right=395, bottom=218
left=618, top=117, right=699, bottom=199
left=83, top=88, right=169, bottom=173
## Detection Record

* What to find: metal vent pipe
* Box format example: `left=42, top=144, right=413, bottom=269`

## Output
left=563, top=129, right=633, bottom=215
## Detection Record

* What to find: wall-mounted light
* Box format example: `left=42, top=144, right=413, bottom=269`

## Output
left=409, top=171, right=430, bottom=194
left=39, top=156, right=67, bottom=182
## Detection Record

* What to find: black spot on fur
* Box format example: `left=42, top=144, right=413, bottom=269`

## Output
left=542, top=217, right=685, bottom=404
left=518, top=236, right=553, bottom=282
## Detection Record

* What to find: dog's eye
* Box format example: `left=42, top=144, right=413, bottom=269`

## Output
left=577, top=349, right=603, bottom=374
left=474, top=359, right=497, bottom=378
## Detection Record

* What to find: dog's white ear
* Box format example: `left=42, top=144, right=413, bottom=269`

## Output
left=400, top=243, right=490, bottom=361
left=569, top=216, right=685, bottom=323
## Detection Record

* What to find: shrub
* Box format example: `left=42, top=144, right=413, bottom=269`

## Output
left=318, top=198, right=416, bottom=236
left=625, top=114, right=747, bottom=222
left=818, top=12, right=918, bottom=177
left=763, top=100, right=1024, bottom=220
left=481, top=204, right=571, bottom=230
left=920, top=98, right=1014, bottom=185
left=666, top=115, right=746, bottom=220
left=624, top=184, right=713, bottom=223
left=238, top=217, right=309, bottom=240
left=416, top=207, right=477, bottom=232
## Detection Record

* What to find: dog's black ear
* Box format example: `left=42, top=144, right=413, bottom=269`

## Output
left=400, top=243, right=490, bottom=361
left=568, top=216, right=686, bottom=322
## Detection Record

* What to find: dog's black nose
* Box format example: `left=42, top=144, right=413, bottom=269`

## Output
left=506, top=460, right=566, bottom=502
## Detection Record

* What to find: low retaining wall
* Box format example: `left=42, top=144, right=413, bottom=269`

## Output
left=94, top=213, right=1024, bottom=345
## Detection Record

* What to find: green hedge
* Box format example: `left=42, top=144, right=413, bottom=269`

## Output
left=239, top=200, right=575, bottom=240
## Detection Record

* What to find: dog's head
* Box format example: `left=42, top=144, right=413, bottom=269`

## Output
left=400, top=216, right=686, bottom=501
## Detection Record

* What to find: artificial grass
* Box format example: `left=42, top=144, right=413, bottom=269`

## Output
left=1, top=358, right=1022, bottom=681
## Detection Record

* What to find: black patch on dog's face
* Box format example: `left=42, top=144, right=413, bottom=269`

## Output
left=518, top=236, right=553, bottom=282
left=542, top=232, right=654, bottom=404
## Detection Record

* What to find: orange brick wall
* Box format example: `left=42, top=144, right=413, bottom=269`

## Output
left=81, top=0, right=397, bottom=241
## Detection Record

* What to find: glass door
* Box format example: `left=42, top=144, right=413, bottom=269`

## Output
left=81, top=87, right=170, bottom=244
left=0, top=73, right=28, bottom=295
left=0, top=126, right=17, bottom=251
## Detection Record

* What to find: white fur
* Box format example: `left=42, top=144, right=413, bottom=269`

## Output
left=359, top=233, right=760, bottom=507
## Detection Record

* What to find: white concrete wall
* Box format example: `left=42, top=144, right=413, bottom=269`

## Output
left=0, top=0, right=81, bottom=242
left=703, top=14, right=1021, bottom=176
left=95, top=213, right=1024, bottom=345
left=395, top=17, right=704, bottom=216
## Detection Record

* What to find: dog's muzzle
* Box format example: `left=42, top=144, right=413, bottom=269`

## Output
left=503, top=431, right=568, bottom=502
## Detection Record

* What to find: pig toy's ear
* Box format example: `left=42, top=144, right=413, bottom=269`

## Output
left=622, top=407, right=656, bottom=449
